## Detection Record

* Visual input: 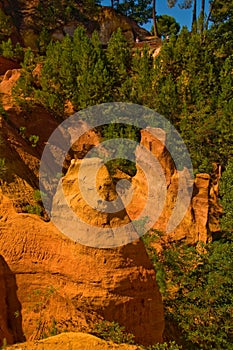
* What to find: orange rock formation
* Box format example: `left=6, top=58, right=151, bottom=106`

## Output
left=0, top=193, right=164, bottom=346
left=127, top=128, right=221, bottom=243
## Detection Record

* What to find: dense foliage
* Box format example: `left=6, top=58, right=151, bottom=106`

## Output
left=91, top=320, right=182, bottom=348
left=156, top=15, right=181, bottom=37
left=91, top=321, right=135, bottom=344
left=13, top=18, right=233, bottom=173
left=35, top=0, right=100, bottom=29
left=143, top=233, right=233, bottom=349
left=219, top=159, right=233, bottom=239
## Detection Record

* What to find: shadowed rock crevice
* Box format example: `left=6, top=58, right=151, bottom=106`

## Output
left=0, top=255, right=25, bottom=346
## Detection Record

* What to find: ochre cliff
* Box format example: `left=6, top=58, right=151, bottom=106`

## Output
left=0, top=2, right=151, bottom=48
left=0, top=193, right=164, bottom=346
left=0, top=61, right=222, bottom=347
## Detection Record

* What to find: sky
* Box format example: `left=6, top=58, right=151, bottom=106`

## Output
left=101, top=1, right=210, bottom=32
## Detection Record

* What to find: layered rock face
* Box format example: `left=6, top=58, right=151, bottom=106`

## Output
left=97, top=7, right=150, bottom=45
left=126, top=128, right=221, bottom=243
left=0, top=192, right=164, bottom=346
left=0, top=2, right=151, bottom=48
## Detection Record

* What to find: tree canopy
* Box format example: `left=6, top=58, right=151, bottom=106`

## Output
left=156, top=14, right=180, bottom=37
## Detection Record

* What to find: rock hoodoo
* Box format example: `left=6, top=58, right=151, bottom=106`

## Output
left=126, top=128, right=221, bottom=243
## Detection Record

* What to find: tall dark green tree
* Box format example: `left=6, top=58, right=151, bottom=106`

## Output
left=72, top=30, right=112, bottom=108
left=152, top=0, right=159, bottom=37
left=220, top=159, right=233, bottom=238
left=131, top=46, right=154, bottom=105
left=106, top=28, right=132, bottom=100
left=156, top=14, right=180, bottom=37
left=34, top=37, right=73, bottom=114
left=117, top=0, right=152, bottom=24
left=207, top=0, right=233, bottom=55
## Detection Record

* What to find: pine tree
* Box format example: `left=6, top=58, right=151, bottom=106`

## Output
left=106, top=28, right=132, bottom=100
left=131, top=46, right=154, bottom=106
left=35, top=40, right=67, bottom=114
left=72, top=29, right=112, bottom=109
left=117, top=0, right=152, bottom=25
left=13, top=48, right=36, bottom=106
left=220, top=159, right=233, bottom=237
left=156, top=15, right=180, bottom=37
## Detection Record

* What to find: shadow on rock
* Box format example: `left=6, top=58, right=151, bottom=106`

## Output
left=0, top=255, right=25, bottom=346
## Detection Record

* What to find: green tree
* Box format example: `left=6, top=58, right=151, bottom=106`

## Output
left=219, top=159, right=233, bottom=238
left=106, top=28, right=132, bottom=100
left=72, top=30, right=112, bottom=109
left=34, top=35, right=74, bottom=114
left=156, top=15, right=180, bottom=37
left=208, top=0, right=233, bottom=56
left=143, top=235, right=233, bottom=349
left=117, top=0, right=152, bottom=24
left=131, top=46, right=154, bottom=105
left=13, top=48, right=36, bottom=107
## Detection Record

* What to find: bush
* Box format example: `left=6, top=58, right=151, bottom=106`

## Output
left=143, top=235, right=233, bottom=349
left=0, top=9, right=12, bottom=39
left=0, top=38, right=24, bottom=61
left=91, top=321, right=135, bottom=344
left=0, top=158, right=6, bottom=176
left=23, top=204, right=42, bottom=216
left=146, top=341, right=182, bottom=350
left=29, top=134, right=39, bottom=147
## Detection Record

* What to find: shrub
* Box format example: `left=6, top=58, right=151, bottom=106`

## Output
left=0, top=9, right=12, bottom=39
left=0, top=158, right=6, bottom=176
left=143, top=234, right=233, bottom=349
left=23, top=204, right=42, bottom=216
left=91, top=321, right=135, bottom=344
left=29, top=134, right=39, bottom=147
left=146, top=341, right=182, bottom=350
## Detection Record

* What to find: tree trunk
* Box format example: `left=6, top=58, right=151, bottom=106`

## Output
left=200, top=0, right=205, bottom=32
left=192, top=0, right=197, bottom=32
left=201, top=0, right=205, bottom=14
left=152, top=0, right=159, bottom=37
left=206, top=0, right=216, bottom=29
